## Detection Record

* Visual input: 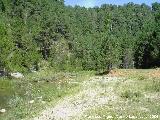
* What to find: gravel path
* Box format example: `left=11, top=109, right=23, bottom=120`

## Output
left=32, top=76, right=120, bottom=120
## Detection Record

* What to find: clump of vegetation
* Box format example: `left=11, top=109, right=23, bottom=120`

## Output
left=138, top=75, right=146, bottom=81
left=144, top=79, right=160, bottom=92
left=120, top=90, right=142, bottom=101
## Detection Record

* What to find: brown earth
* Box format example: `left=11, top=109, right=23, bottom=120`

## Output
left=108, top=69, right=160, bottom=78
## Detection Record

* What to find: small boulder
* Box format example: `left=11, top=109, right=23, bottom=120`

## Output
left=41, top=101, right=46, bottom=104
left=31, top=70, right=37, bottom=73
left=37, top=96, right=43, bottom=99
left=0, top=109, right=6, bottom=113
left=10, top=72, right=24, bottom=78
left=29, top=100, right=34, bottom=104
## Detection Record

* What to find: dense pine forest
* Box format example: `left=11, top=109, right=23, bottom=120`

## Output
left=0, top=0, right=160, bottom=73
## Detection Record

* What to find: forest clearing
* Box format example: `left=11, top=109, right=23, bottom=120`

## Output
left=0, top=0, right=160, bottom=120
left=0, top=69, right=160, bottom=120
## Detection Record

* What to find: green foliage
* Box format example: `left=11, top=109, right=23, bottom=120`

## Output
left=144, top=78, right=160, bottom=92
left=121, top=90, right=142, bottom=100
left=0, top=1, right=160, bottom=72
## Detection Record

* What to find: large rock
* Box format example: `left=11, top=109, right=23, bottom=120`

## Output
left=10, top=72, right=24, bottom=78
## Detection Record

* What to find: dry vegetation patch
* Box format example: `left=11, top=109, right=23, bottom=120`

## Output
left=81, top=69, right=160, bottom=120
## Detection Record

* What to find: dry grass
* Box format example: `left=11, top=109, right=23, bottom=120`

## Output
left=81, top=69, right=160, bottom=120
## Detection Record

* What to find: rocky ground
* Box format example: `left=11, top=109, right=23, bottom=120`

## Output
left=32, top=76, right=122, bottom=120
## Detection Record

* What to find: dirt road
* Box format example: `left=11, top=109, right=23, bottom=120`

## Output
left=32, top=76, right=122, bottom=120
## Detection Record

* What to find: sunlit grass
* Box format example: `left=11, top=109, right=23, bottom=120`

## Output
left=0, top=70, right=94, bottom=120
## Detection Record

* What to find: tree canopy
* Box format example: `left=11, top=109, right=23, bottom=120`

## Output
left=0, top=0, right=160, bottom=72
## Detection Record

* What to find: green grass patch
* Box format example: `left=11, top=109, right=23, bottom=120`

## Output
left=144, top=79, right=160, bottom=92
left=0, top=70, right=94, bottom=120
left=121, top=90, right=142, bottom=101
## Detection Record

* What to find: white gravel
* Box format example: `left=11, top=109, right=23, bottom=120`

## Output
left=32, top=76, right=119, bottom=120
